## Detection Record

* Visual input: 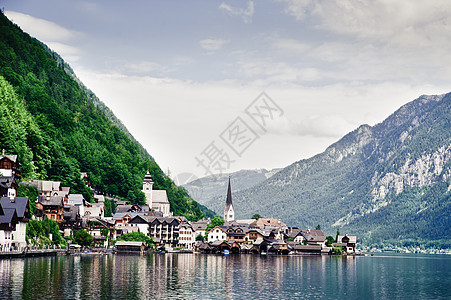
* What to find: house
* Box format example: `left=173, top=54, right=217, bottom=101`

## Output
left=86, top=217, right=112, bottom=247
left=333, top=235, right=357, bottom=253
left=225, top=226, right=249, bottom=244
left=61, top=205, right=82, bottom=235
left=67, top=194, right=85, bottom=216
left=0, top=151, right=21, bottom=197
left=301, top=229, right=327, bottom=247
left=207, top=226, right=227, bottom=243
left=128, top=215, right=186, bottom=248
left=178, top=222, right=195, bottom=249
left=191, top=219, right=210, bottom=238
left=35, top=195, right=65, bottom=222
left=242, top=228, right=275, bottom=244
left=115, top=241, right=148, bottom=254
left=84, top=202, right=104, bottom=218
left=0, top=196, right=30, bottom=251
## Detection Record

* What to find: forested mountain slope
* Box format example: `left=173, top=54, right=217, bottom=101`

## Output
left=205, top=93, right=451, bottom=247
left=0, top=12, right=211, bottom=220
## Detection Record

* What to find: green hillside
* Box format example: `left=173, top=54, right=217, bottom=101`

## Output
left=0, top=11, right=212, bottom=220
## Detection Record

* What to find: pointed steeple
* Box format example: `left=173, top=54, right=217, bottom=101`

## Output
left=226, top=176, right=232, bottom=206
left=224, top=177, right=234, bottom=222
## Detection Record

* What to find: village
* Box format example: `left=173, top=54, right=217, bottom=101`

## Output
left=0, top=151, right=357, bottom=256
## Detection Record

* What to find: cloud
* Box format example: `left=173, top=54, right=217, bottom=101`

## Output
left=271, top=38, right=310, bottom=53
left=200, top=38, right=230, bottom=52
left=281, top=0, right=451, bottom=45
left=5, top=11, right=79, bottom=41
left=4, top=11, right=81, bottom=63
left=219, top=1, right=255, bottom=23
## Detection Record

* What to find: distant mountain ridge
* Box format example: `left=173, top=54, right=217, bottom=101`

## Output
left=204, top=93, right=451, bottom=247
left=182, top=168, right=281, bottom=205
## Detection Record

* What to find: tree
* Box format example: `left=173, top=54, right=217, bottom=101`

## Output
left=17, top=184, right=38, bottom=215
left=315, top=224, right=321, bottom=230
left=74, top=229, right=93, bottom=247
left=205, top=215, right=225, bottom=233
left=118, top=232, right=154, bottom=248
left=196, top=234, right=205, bottom=242
left=335, top=228, right=340, bottom=242
left=251, top=213, right=262, bottom=220
left=326, top=236, right=335, bottom=247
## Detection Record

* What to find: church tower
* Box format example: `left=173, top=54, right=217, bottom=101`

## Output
left=142, top=171, right=154, bottom=207
left=224, top=177, right=234, bottom=222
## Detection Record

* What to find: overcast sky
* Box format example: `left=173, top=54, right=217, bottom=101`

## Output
left=3, top=0, right=451, bottom=180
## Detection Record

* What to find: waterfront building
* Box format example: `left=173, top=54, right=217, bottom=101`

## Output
left=333, top=235, right=357, bottom=253
left=207, top=226, right=227, bottom=243
left=178, top=222, right=195, bottom=249
left=0, top=196, right=30, bottom=251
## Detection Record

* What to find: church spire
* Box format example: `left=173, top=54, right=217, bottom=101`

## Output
left=224, top=177, right=234, bottom=222
left=226, top=176, right=232, bottom=206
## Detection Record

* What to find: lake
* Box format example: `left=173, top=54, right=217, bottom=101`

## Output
left=0, top=253, right=450, bottom=299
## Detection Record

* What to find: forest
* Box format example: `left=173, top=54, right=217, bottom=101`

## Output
left=0, top=11, right=213, bottom=220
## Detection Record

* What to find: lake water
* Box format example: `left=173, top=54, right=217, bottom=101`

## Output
left=0, top=253, right=450, bottom=299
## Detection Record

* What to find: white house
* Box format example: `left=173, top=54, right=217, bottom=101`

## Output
left=178, top=223, right=195, bottom=249
left=207, top=226, right=227, bottom=243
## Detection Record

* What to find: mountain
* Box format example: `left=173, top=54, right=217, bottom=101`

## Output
left=204, top=93, right=451, bottom=247
left=0, top=11, right=212, bottom=220
left=182, top=168, right=281, bottom=205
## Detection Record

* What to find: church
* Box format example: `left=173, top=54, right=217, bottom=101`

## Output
left=142, top=172, right=171, bottom=217
left=224, top=177, right=234, bottom=222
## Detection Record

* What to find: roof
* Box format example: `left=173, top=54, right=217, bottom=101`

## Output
left=151, top=190, right=169, bottom=204
left=28, top=180, right=61, bottom=192
left=143, top=171, right=153, bottom=183
left=337, top=235, right=357, bottom=244
left=84, top=205, right=103, bottom=217
left=292, top=245, right=322, bottom=251
left=115, top=205, right=133, bottom=213
left=191, top=221, right=209, bottom=231
left=0, top=154, right=18, bottom=163
left=235, top=219, right=255, bottom=225
left=68, top=194, right=84, bottom=205
left=301, top=229, right=326, bottom=242
left=225, top=177, right=233, bottom=208
left=251, top=218, right=287, bottom=228
left=0, top=197, right=29, bottom=218
left=287, top=228, right=301, bottom=238
left=38, top=196, right=63, bottom=206
left=63, top=206, right=79, bottom=221
left=0, top=176, right=14, bottom=189
left=112, top=212, right=145, bottom=221
left=0, top=207, right=16, bottom=223
left=94, top=195, right=105, bottom=202
left=115, top=241, right=146, bottom=247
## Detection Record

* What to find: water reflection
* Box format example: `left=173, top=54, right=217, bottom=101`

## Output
left=0, top=254, right=449, bottom=299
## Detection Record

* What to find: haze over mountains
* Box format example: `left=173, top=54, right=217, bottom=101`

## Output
left=203, top=93, right=451, bottom=247
left=182, top=168, right=281, bottom=205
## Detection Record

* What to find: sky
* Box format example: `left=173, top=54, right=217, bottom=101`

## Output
left=3, top=0, right=451, bottom=181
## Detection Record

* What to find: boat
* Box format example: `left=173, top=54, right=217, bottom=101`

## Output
left=222, top=249, right=230, bottom=255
